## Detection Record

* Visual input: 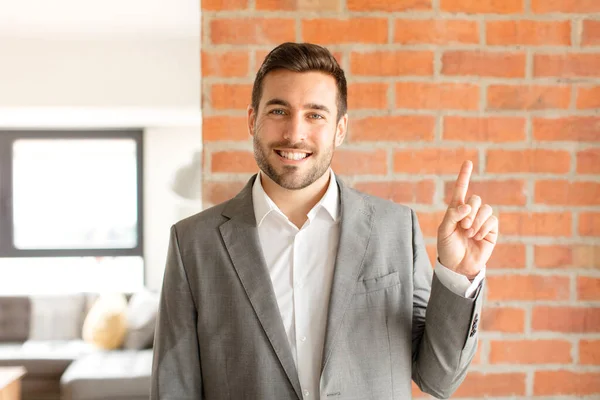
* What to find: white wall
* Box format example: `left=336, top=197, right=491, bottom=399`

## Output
left=0, top=36, right=199, bottom=108
left=144, top=127, right=202, bottom=290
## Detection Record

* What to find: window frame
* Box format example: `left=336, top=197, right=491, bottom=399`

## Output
left=0, top=129, right=144, bottom=258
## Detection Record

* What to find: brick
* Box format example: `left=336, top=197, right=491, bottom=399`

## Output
left=211, top=18, right=295, bottom=45
left=350, top=51, right=434, bottom=76
left=578, top=149, right=600, bottom=174
left=203, top=116, right=249, bottom=142
left=532, top=307, right=600, bottom=332
left=453, top=372, right=526, bottom=398
left=394, top=19, right=479, bottom=45
left=578, top=277, right=600, bottom=300
left=257, top=0, right=341, bottom=11
left=534, top=54, right=600, bottom=77
left=347, top=83, right=388, bottom=110
left=331, top=149, right=387, bottom=175
left=482, top=307, right=525, bottom=333
left=535, top=180, right=600, bottom=206
left=254, top=50, right=271, bottom=73
left=394, top=148, right=479, bottom=174
left=486, top=20, right=571, bottom=45
left=211, top=84, right=253, bottom=110
left=532, top=0, right=600, bottom=13
left=580, top=212, right=600, bottom=236
left=426, top=244, right=437, bottom=268
left=441, top=0, right=524, bottom=13
left=202, top=51, right=249, bottom=77
left=416, top=211, right=446, bottom=238
left=348, top=0, right=431, bottom=11
left=500, top=212, right=572, bottom=237
left=534, top=117, right=600, bottom=142
left=349, top=116, right=435, bottom=142
left=576, top=86, right=600, bottom=109
left=443, top=179, right=526, bottom=206
left=302, top=18, right=388, bottom=44
left=412, top=381, right=427, bottom=398
left=490, top=340, right=572, bottom=364
left=534, top=371, right=600, bottom=396
left=211, top=150, right=256, bottom=173
left=488, top=243, right=526, bottom=269
left=203, top=181, right=247, bottom=206
left=582, top=20, right=600, bottom=46
left=202, top=0, right=247, bottom=10
left=580, top=340, right=600, bottom=365
left=443, top=117, right=526, bottom=142
left=442, top=51, right=526, bottom=78
left=354, top=181, right=435, bottom=204
left=396, top=82, right=479, bottom=110
left=535, top=245, right=600, bottom=268
left=486, top=149, right=571, bottom=174
left=487, top=275, right=570, bottom=301
left=487, top=85, right=570, bottom=110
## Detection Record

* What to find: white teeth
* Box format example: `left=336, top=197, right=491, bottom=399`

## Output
left=278, top=151, right=309, bottom=160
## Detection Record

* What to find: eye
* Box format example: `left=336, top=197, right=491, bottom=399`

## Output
left=269, top=109, right=286, bottom=115
left=308, top=113, right=324, bottom=120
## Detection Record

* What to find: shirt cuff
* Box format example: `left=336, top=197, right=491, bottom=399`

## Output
left=434, top=260, right=486, bottom=298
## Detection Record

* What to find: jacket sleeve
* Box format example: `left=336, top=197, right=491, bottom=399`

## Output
left=150, top=225, right=203, bottom=399
left=410, top=209, right=484, bottom=399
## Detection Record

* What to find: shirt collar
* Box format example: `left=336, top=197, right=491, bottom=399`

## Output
left=252, top=169, right=339, bottom=227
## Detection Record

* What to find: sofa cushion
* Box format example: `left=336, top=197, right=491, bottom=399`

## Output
left=0, top=341, right=94, bottom=377
left=0, top=296, right=31, bottom=342
left=29, top=294, right=87, bottom=340
left=60, top=349, right=152, bottom=400
left=123, top=289, right=159, bottom=350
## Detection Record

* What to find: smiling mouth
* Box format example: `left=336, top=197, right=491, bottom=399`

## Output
left=275, top=150, right=312, bottom=161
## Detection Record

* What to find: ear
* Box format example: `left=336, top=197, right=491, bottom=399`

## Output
left=247, top=105, right=256, bottom=137
left=334, top=113, right=348, bottom=148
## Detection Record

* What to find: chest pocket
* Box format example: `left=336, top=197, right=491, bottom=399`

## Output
left=354, top=271, right=400, bottom=294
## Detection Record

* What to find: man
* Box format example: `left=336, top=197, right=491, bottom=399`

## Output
left=151, top=42, right=497, bottom=400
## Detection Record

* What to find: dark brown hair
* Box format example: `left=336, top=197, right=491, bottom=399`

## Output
left=251, top=42, right=347, bottom=121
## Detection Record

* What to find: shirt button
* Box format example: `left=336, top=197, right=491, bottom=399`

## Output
left=301, top=336, right=307, bottom=342
left=303, top=390, right=310, bottom=397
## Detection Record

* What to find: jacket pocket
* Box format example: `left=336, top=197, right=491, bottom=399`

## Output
left=354, top=271, right=400, bottom=294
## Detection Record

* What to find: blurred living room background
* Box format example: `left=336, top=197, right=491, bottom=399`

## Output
left=0, top=0, right=199, bottom=398
left=0, top=0, right=201, bottom=294
left=1, top=0, right=600, bottom=399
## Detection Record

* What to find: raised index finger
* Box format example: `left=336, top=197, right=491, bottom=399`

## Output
left=450, top=160, right=473, bottom=206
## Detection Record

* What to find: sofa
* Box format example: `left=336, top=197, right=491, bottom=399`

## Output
left=0, top=291, right=158, bottom=400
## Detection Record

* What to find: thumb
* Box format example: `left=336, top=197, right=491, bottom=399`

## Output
left=438, top=204, right=471, bottom=238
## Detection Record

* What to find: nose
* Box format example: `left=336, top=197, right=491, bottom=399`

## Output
left=282, top=114, right=307, bottom=143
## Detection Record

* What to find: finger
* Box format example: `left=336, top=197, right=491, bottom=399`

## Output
left=438, top=203, right=472, bottom=239
left=450, top=160, right=473, bottom=207
left=475, top=216, right=499, bottom=243
left=461, top=195, right=481, bottom=230
left=467, top=204, right=493, bottom=238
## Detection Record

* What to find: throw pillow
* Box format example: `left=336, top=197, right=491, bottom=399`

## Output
left=123, top=289, right=159, bottom=350
left=82, top=293, right=128, bottom=350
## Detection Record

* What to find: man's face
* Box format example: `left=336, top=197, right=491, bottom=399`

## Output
left=248, top=69, right=347, bottom=190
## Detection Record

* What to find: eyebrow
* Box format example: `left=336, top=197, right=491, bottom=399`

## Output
left=264, top=98, right=331, bottom=114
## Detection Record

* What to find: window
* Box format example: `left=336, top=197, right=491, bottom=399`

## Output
left=0, top=130, right=144, bottom=293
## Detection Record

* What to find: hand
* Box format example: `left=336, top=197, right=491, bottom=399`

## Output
left=437, top=160, right=499, bottom=279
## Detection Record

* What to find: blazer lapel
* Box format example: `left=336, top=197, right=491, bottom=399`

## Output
left=321, top=180, right=374, bottom=372
left=219, top=175, right=302, bottom=400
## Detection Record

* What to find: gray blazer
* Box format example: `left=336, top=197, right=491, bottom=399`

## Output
left=151, top=175, right=484, bottom=400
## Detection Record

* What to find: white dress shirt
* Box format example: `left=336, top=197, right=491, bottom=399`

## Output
left=252, top=170, right=485, bottom=399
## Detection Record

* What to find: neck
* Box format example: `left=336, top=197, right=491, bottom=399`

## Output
left=260, top=171, right=330, bottom=229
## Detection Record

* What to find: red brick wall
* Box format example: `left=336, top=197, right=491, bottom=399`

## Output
left=201, top=0, right=600, bottom=397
